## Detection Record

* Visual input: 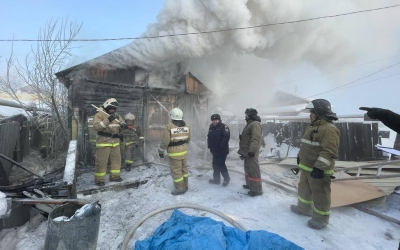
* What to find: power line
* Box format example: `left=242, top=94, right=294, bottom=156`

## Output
left=271, top=53, right=400, bottom=87
left=329, top=72, right=400, bottom=92
left=222, top=53, right=400, bottom=97
left=306, top=60, right=400, bottom=98
left=306, top=62, right=400, bottom=98
left=0, top=4, right=399, bottom=42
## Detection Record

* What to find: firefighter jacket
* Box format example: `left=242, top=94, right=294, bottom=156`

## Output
left=237, top=118, right=262, bottom=157
left=121, top=124, right=143, bottom=147
left=158, top=121, right=191, bottom=160
left=298, top=119, right=340, bottom=175
left=93, top=108, right=124, bottom=147
left=207, top=122, right=230, bottom=156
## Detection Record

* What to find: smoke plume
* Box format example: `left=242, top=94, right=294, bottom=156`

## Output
left=97, top=0, right=400, bottom=111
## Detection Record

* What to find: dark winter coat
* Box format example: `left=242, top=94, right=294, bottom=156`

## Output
left=207, top=122, right=230, bottom=156
left=237, top=117, right=262, bottom=157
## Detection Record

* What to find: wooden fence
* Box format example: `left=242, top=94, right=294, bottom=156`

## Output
left=0, top=115, right=30, bottom=186
left=230, top=121, right=382, bottom=161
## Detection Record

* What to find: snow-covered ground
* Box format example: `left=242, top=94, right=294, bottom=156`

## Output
left=0, top=157, right=399, bottom=250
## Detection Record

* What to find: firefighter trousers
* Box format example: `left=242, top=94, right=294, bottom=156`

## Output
left=297, top=170, right=331, bottom=226
left=169, top=157, right=188, bottom=192
left=94, top=146, right=121, bottom=183
left=244, top=157, right=263, bottom=193
left=124, top=143, right=135, bottom=164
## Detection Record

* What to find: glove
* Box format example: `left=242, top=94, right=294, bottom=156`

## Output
left=239, top=155, right=244, bottom=160
left=239, top=135, right=242, bottom=141
left=119, top=135, right=124, bottom=142
left=120, top=122, right=128, bottom=129
left=359, top=107, right=388, bottom=120
left=310, top=167, right=324, bottom=179
left=159, top=153, right=164, bottom=158
left=297, top=156, right=300, bottom=165
left=248, top=152, right=255, bottom=158
left=107, top=114, right=116, bottom=122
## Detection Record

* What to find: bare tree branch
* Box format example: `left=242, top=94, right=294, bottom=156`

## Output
left=0, top=17, right=82, bottom=157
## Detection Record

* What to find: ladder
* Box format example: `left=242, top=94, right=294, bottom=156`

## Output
left=333, top=159, right=400, bottom=182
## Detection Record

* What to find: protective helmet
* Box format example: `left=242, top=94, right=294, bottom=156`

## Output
left=305, top=99, right=338, bottom=120
left=103, top=98, right=118, bottom=109
left=245, top=108, right=258, bottom=116
left=170, top=107, right=183, bottom=120
left=125, top=112, right=135, bottom=121
left=211, top=114, right=221, bottom=121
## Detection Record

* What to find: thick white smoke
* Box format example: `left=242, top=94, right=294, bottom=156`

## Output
left=96, top=0, right=400, bottom=112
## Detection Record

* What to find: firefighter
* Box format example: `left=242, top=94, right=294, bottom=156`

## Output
left=158, top=108, right=191, bottom=195
left=359, top=107, right=400, bottom=133
left=237, top=108, right=263, bottom=197
left=290, top=99, right=340, bottom=230
left=93, top=98, right=127, bottom=186
left=208, top=114, right=231, bottom=186
left=120, top=112, right=144, bottom=171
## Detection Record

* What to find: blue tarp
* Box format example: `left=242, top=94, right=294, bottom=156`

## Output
left=134, top=209, right=304, bottom=250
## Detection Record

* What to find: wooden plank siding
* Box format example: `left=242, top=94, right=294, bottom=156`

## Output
left=231, top=121, right=382, bottom=161
left=0, top=122, right=20, bottom=185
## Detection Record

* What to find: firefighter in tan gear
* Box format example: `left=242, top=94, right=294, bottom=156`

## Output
left=93, top=98, right=127, bottom=186
left=237, top=108, right=263, bottom=197
left=120, top=112, right=144, bottom=171
left=290, top=99, right=340, bottom=230
left=158, top=108, right=191, bottom=195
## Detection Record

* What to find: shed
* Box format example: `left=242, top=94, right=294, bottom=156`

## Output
left=56, top=61, right=211, bottom=164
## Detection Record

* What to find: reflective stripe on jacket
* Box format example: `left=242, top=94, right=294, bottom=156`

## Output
left=93, top=108, right=123, bottom=146
left=298, top=119, right=340, bottom=174
left=158, top=122, right=191, bottom=159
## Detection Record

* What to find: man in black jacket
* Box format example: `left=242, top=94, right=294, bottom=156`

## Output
left=208, top=114, right=231, bottom=186
left=359, top=107, right=400, bottom=133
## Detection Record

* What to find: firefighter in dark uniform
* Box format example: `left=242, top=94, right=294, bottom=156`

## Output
left=120, top=112, right=144, bottom=171
left=290, top=99, right=340, bottom=230
left=93, top=98, right=127, bottom=186
left=208, top=114, right=231, bottom=186
left=158, top=108, right=191, bottom=195
left=238, top=108, right=263, bottom=197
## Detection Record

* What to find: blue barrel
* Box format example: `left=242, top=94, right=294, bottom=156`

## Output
left=44, top=203, right=101, bottom=250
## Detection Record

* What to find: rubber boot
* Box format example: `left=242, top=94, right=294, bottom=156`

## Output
left=243, top=184, right=249, bottom=189
left=290, top=205, right=312, bottom=216
left=126, top=164, right=131, bottom=172
left=248, top=191, right=263, bottom=197
left=209, top=179, right=220, bottom=184
left=307, top=218, right=327, bottom=230
left=222, top=178, right=230, bottom=187
left=110, top=177, right=123, bottom=182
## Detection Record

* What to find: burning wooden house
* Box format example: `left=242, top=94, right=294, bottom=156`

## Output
left=56, top=61, right=211, bottom=164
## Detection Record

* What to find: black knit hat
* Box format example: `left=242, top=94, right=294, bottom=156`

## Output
left=211, top=114, right=221, bottom=121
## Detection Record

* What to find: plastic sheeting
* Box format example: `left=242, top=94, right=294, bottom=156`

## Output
left=134, top=209, right=303, bottom=250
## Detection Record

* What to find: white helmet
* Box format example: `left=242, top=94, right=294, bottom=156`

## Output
left=170, top=107, right=183, bottom=120
left=103, top=98, right=118, bottom=109
left=125, top=112, right=135, bottom=120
